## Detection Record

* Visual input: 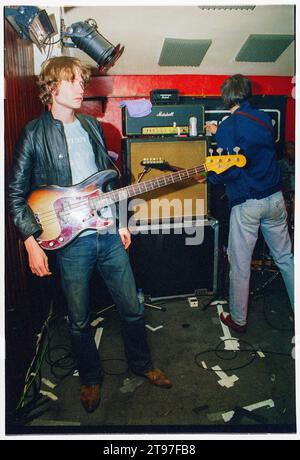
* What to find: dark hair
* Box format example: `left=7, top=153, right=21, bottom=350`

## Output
left=221, top=74, right=252, bottom=109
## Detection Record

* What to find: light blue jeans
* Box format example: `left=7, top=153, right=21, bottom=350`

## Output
left=228, top=191, right=294, bottom=326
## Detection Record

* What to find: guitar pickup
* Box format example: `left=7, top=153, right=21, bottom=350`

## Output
left=34, top=213, right=41, bottom=224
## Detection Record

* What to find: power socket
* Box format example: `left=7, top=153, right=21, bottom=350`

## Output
left=188, top=297, right=199, bottom=308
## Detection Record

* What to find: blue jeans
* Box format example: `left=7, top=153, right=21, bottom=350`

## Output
left=228, top=191, right=294, bottom=326
left=56, top=232, right=153, bottom=385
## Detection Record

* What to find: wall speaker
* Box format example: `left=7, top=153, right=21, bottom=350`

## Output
left=122, top=137, right=208, bottom=221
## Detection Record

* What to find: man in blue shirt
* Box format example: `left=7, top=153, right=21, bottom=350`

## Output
left=205, top=74, right=294, bottom=332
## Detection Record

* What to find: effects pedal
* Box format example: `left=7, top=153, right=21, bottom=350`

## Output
left=188, top=297, right=199, bottom=308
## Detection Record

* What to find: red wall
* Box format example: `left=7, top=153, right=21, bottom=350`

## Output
left=83, top=74, right=295, bottom=169
left=5, top=20, right=45, bottom=416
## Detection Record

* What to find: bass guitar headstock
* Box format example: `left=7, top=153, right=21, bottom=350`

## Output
left=205, top=148, right=246, bottom=174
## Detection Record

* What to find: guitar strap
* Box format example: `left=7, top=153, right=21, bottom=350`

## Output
left=235, top=110, right=274, bottom=135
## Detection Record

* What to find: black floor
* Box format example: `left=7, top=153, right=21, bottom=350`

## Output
left=7, top=271, right=296, bottom=435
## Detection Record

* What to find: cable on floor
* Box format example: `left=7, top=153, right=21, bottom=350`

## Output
left=194, top=338, right=293, bottom=373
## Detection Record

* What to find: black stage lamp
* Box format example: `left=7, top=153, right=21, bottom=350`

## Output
left=5, top=7, right=124, bottom=72
left=5, top=6, right=55, bottom=51
left=62, top=18, right=124, bottom=72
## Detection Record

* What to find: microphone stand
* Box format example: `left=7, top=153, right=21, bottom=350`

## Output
left=202, top=226, right=229, bottom=310
left=134, top=165, right=172, bottom=312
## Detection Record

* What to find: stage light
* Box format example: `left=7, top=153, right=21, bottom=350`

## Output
left=5, top=6, right=55, bottom=51
left=62, top=18, right=124, bottom=72
left=5, top=7, right=124, bottom=72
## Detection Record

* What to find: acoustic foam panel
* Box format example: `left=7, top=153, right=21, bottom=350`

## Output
left=236, top=34, right=294, bottom=62
left=159, top=38, right=212, bottom=66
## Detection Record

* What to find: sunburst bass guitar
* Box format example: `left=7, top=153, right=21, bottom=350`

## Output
left=27, top=154, right=246, bottom=250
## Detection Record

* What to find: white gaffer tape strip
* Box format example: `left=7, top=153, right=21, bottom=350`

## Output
left=41, top=378, right=57, bottom=389
left=90, top=316, right=104, bottom=327
left=39, top=390, right=58, bottom=401
left=94, top=327, right=104, bottom=350
left=210, top=300, right=228, bottom=305
left=201, top=361, right=208, bottom=369
left=217, top=304, right=240, bottom=351
left=222, top=399, right=275, bottom=422
left=145, top=324, right=164, bottom=332
left=257, top=350, right=266, bottom=358
left=220, top=336, right=240, bottom=351
left=211, top=365, right=239, bottom=388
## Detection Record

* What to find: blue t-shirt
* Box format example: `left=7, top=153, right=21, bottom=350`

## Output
left=208, top=101, right=281, bottom=207
left=63, top=119, right=112, bottom=236
left=63, top=118, right=98, bottom=185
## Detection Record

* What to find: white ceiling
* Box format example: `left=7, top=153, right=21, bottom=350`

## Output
left=35, top=4, right=295, bottom=76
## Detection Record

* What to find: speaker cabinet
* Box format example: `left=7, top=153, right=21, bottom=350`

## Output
left=122, top=137, right=207, bottom=221
left=129, top=218, right=219, bottom=299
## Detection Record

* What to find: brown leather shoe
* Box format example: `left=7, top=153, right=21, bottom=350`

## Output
left=220, top=312, right=247, bottom=333
left=80, top=384, right=100, bottom=413
left=143, top=368, right=172, bottom=389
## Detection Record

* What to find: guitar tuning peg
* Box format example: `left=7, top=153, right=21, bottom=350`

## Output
left=216, top=148, right=223, bottom=155
left=208, top=148, right=214, bottom=156
left=233, top=146, right=241, bottom=154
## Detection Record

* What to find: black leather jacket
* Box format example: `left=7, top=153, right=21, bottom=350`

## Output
left=7, top=111, right=120, bottom=241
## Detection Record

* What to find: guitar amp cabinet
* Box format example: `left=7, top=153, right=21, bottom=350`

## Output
left=129, top=218, right=219, bottom=300
left=122, top=137, right=208, bottom=221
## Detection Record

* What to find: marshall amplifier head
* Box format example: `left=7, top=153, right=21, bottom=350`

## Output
left=122, top=104, right=204, bottom=136
left=150, top=89, right=179, bottom=105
